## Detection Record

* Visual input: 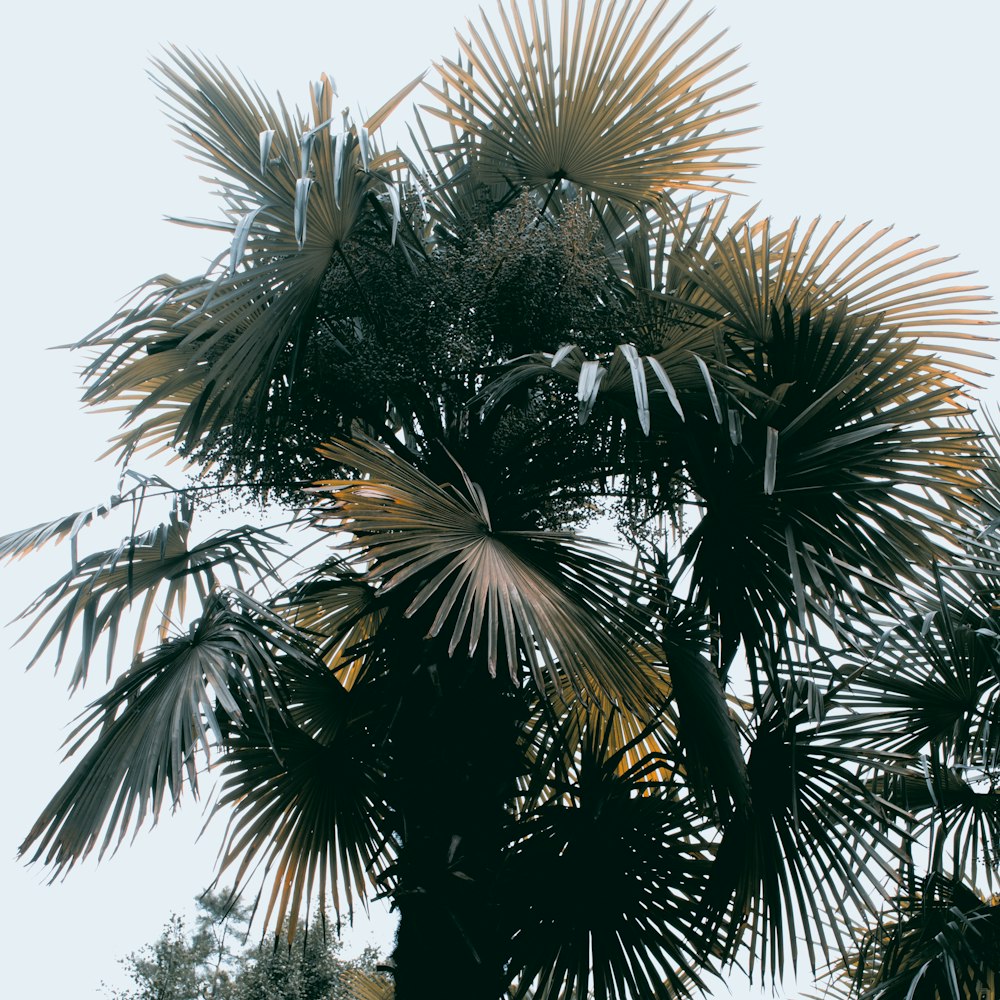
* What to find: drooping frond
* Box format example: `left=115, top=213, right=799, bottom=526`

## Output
left=19, top=591, right=310, bottom=876
left=214, top=660, right=393, bottom=936
left=0, top=472, right=174, bottom=561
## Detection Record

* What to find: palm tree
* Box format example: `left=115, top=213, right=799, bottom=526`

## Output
left=4, top=2, right=998, bottom=998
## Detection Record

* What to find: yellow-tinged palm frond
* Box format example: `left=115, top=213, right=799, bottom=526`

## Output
left=342, top=967, right=395, bottom=1000
left=274, top=559, right=384, bottom=688
left=311, top=435, right=662, bottom=708
left=526, top=604, right=750, bottom=815
left=0, top=472, right=174, bottom=563
left=79, top=276, right=213, bottom=463
left=425, top=0, right=756, bottom=207
left=606, top=194, right=758, bottom=329
left=522, top=647, right=676, bottom=794
left=679, top=215, right=996, bottom=381
left=18, top=591, right=311, bottom=878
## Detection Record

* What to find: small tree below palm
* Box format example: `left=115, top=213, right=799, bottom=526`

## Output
left=108, top=891, right=389, bottom=1000
left=5, top=2, right=999, bottom=998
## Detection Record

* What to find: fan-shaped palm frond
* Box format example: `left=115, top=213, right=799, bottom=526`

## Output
left=311, top=435, right=663, bottom=708
left=674, top=299, right=981, bottom=671
left=19, top=590, right=310, bottom=876
left=702, top=702, right=906, bottom=981
left=215, top=661, right=393, bottom=936
left=828, top=570, right=1000, bottom=763
left=519, top=647, right=677, bottom=804
left=873, top=761, right=1000, bottom=889
left=502, top=712, right=715, bottom=1000
left=11, top=496, right=282, bottom=689
left=77, top=51, right=420, bottom=464
left=793, top=556, right=1000, bottom=886
left=426, top=0, right=756, bottom=207
left=679, top=215, right=995, bottom=380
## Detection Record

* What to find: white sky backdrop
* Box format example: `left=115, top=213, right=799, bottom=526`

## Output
left=2, top=1, right=998, bottom=996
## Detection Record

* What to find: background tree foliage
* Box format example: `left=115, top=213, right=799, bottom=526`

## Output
left=108, top=891, right=390, bottom=1000
left=5, top=1, right=1000, bottom=998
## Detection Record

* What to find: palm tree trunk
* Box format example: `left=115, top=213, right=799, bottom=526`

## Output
left=387, top=644, right=524, bottom=1000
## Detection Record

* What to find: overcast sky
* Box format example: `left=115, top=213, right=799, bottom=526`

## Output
left=2, top=1, right=998, bottom=997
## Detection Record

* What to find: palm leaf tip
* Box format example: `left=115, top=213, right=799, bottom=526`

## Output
left=425, top=0, right=757, bottom=207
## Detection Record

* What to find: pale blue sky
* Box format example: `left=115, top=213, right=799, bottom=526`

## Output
left=2, top=1, right=998, bottom=997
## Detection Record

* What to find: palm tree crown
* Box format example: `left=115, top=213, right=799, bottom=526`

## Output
left=4, top=3, right=999, bottom=999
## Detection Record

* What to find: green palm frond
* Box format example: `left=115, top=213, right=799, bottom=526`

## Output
left=841, top=874, right=1000, bottom=1000
left=77, top=51, right=419, bottom=465
left=19, top=590, right=309, bottom=876
left=312, top=435, right=663, bottom=708
left=11, top=496, right=282, bottom=688
left=215, top=661, right=392, bottom=936
left=502, top=339, right=714, bottom=433
left=702, top=704, right=906, bottom=982
left=796, top=558, right=1000, bottom=885
left=674, top=300, right=981, bottom=668
left=965, top=408, right=1000, bottom=538
left=502, top=712, right=716, bottom=1000
left=426, top=0, right=756, bottom=207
